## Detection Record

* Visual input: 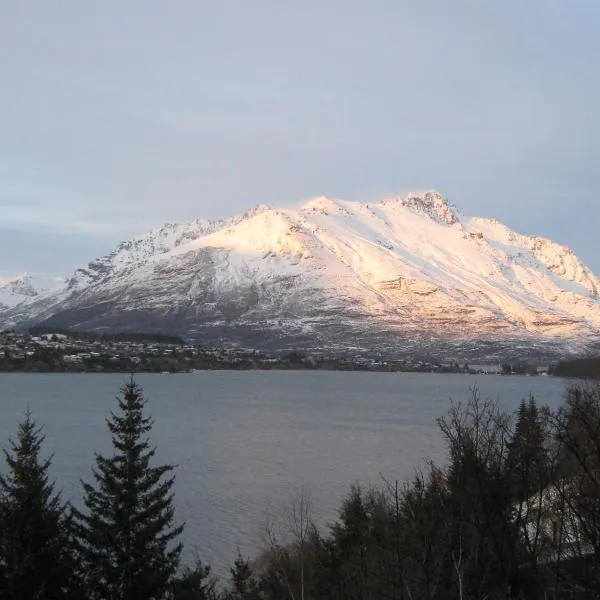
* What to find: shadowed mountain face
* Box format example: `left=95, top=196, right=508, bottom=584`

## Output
left=2, top=191, right=599, bottom=361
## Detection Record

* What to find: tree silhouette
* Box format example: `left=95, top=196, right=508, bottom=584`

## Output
left=0, top=410, right=79, bottom=599
left=73, top=378, right=183, bottom=600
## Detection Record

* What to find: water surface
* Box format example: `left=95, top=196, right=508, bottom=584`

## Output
left=0, top=371, right=567, bottom=572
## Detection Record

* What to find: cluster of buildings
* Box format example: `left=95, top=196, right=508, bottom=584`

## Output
left=0, top=331, right=549, bottom=374
left=0, top=331, right=220, bottom=371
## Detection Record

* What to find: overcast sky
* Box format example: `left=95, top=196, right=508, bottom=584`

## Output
left=1, top=1, right=599, bottom=279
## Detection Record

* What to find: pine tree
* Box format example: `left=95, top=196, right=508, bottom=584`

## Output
left=172, top=559, right=219, bottom=600
left=229, top=552, right=259, bottom=600
left=0, top=410, right=79, bottom=599
left=507, top=396, right=548, bottom=500
left=73, top=378, right=184, bottom=600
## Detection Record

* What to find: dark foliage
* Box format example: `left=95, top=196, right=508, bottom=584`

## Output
left=548, top=383, right=600, bottom=593
left=0, top=411, right=80, bottom=599
left=172, top=558, right=220, bottom=600
left=28, top=326, right=186, bottom=345
left=507, top=397, right=550, bottom=501
left=72, top=378, right=184, bottom=600
left=248, top=385, right=600, bottom=600
left=552, top=357, right=600, bottom=379
left=228, top=552, right=260, bottom=600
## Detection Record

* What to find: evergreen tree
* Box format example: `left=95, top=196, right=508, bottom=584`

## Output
left=73, top=378, right=184, bottom=600
left=328, top=486, right=391, bottom=600
left=507, top=396, right=548, bottom=500
left=0, top=410, right=79, bottom=599
left=172, top=559, right=219, bottom=600
left=229, top=552, right=258, bottom=600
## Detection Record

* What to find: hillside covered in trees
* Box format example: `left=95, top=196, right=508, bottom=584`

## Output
left=2, top=380, right=600, bottom=598
left=552, top=356, right=600, bottom=379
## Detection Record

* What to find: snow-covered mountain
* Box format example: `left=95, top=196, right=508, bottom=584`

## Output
left=2, top=191, right=599, bottom=360
left=0, top=274, right=67, bottom=310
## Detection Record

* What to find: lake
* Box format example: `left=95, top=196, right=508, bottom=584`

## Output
left=0, top=371, right=568, bottom=575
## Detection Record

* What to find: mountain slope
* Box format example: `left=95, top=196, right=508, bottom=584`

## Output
left=1, top=191, right=599, bottom=360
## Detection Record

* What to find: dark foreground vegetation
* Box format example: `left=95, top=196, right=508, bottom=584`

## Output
left=2, top=379, right=600, bottom=599
left=552, top=356, right=600, bottom=379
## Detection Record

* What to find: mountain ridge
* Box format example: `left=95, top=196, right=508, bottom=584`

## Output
left=0, top=274, right=68, bottom=310
left=1, top=191, right=599, bottom=361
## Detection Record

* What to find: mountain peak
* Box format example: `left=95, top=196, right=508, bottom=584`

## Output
left=382, top=190, right=459, bottom=226
left=0, top=273, right=67, bottom=310
left=239, top=204, right=272, bottom=220
left=0, top=273, right=37, bottom=297
left=300, top=196, right=351, bottom=216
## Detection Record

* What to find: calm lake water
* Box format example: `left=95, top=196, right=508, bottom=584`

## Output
left=0, top=371, right=568, bottom=574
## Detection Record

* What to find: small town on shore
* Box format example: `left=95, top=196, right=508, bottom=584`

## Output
left=0, top=329, right=554, bottom=375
